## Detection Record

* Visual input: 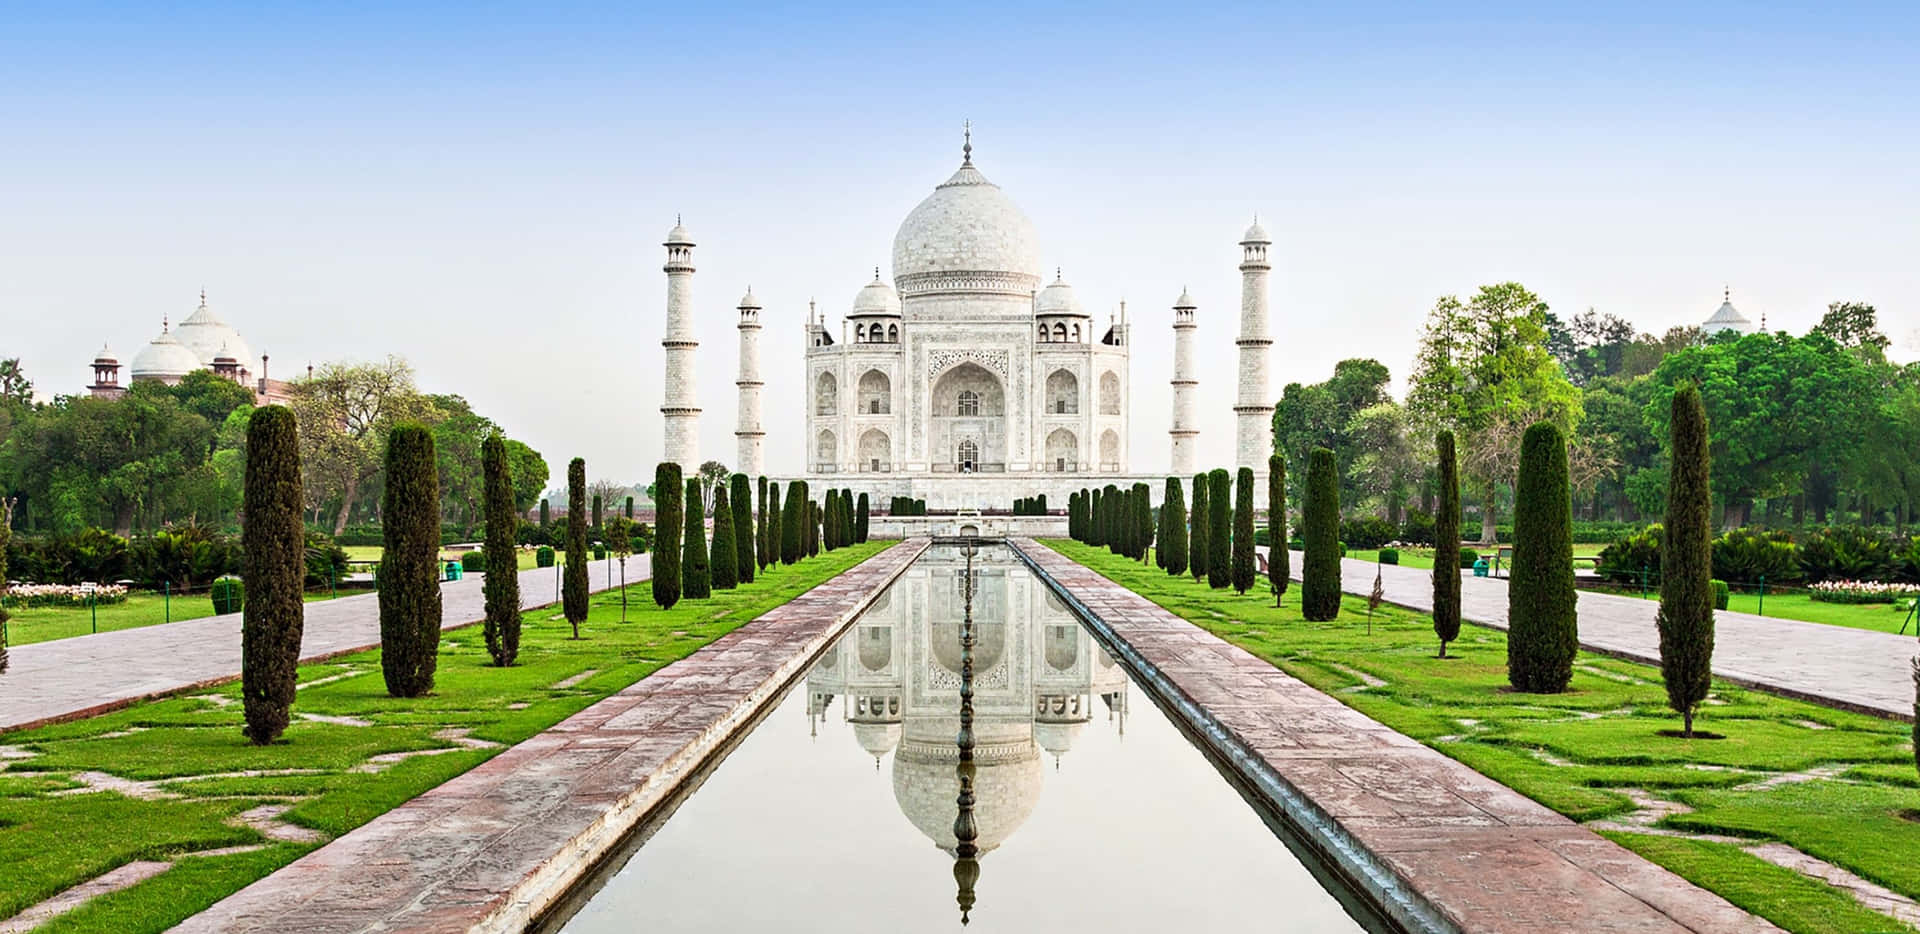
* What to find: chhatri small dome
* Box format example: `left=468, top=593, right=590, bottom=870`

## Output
left=174, top=292, right=254, bottom=368
left=737, top=287, right=761, bottom=309
left=130, top=324, right=203, bottom=380
left=213, top=342, right=239, bottom=366
left=1703, top=288, right=1751, bottom=335
left=891, top=134, right=1043, bottom=294
left=92, top=343, right=119, bottom=366
left=1034, top=720, right=1084, bottom=757
left=853, top=721, right=902, bottom=758
left=1036, top=271, right=1088, bottom=318
left=665, top=219, right=694, bottom=245
left=850, top=269, right=902, bottom=317
left=1173, top=287, right=1197, bottom=310
left=1241, top=217, right=1271, bottom=243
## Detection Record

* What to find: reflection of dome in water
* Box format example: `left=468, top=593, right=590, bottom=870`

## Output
left=931, top=621, right=1004, bottom=674
left=891, top=731, right=1042, bottom=856
left=1034, top=720, right=1084, bottom=756
left=1044, top=624, right=1079, bottom=671
left=858, top=627, right=891, bottom=671
left=854, top=721, right=902, bottom=757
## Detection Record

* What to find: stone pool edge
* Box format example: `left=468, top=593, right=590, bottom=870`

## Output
left=1008, top=538, right=1778, bottom=934
left=170, top=539, right=929, bottom=934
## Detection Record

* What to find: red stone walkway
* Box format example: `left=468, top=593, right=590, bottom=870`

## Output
left=0, top=555, right=649, bottom=734
left=1280, top=548, right=1915, bottom=720
left=1015, top=539, right=1777, bottom=934
left=171, top=540, right=927, bottom=934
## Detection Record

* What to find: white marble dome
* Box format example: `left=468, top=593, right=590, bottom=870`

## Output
left=1036, top=273, right=1086, bottom=317
left=891, top=158, right=1042, bottom=293
left=130, top=328, right=203, bottom=380
left=891, top=731, right=1043, bottom=856
left=850, top=272, right=902, bottom=317
left=174, top=296, right=254, bottom=368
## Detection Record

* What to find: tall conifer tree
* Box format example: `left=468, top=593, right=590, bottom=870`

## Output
left=379, top=424, right=442, bottom=695
left=1433, top=432, right=1462, bottom=656
left=1189, top=473, right=1210, bottom=584
left=1508, top=422, right=1577, bottom=693
left=563, top=458, right=589, bottom=633
left=683, top=478, right=711, bottom=598
left=241, top=406, right=305, bottom=743
left=1231, top=467, right=1256, bottom=594
left=652, top=463, right=682, bottom=609
left=710, top=480, right=737, bottom=590
left=1302, top=447, right=1341, bottom=621
left=1207, top=469, right=1231, bottom=589
left=731, top=473, right=755, bottom=584
left=1269, top=454, right=1289, bottom=606
left=481, top=434, right=521, bottom=666
left=1162, top=478, right=1188, bottom=576
left=1658, top=386, right=1714, bottom=735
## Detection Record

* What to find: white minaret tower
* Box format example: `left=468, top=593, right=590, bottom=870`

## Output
left=735, top=288, right=765, bottom=477
left=1235, top=219, right=1274, bottom=505
left=661, top=219, right=700, bottom=471
left=1169, top=288, right=1199, bottom=475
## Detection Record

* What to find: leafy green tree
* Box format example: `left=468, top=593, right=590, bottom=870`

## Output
left=731, top=474, right=755, bottom=584
left=1161, top=479, right=1187, bottom=577
left=1433, top=431, right=1462, bottom=657
left=291, top=357, right=437, bottom=536
left=1268, top=455, right=1288, bottom=606
left=1207, top=469, right=1231, bottom=589
left=697, top=460, right=731, bottom=515
left=1189, top=474, right=1209, bottom=584
left=481, top=435, right=521, bottom=665
left=1302, top=448, right=1341, bottom=620
left=1509, top=422, right=1577, bottom=693
left=1231, top=468, right=1256, bottom=594
left=605, top=515, right=637, bottom=621
left=683, top=478, right=710, bottom=598
left=378, top=423, right=441, bottom=697
left=170, top=369, right=257, bottom=438
left=563, top=458, right=589, bottom=632
left=1658, top=386, right=1714, bottom=736
left=710, top=480, right=737, bottom=590
left=240, top=406, right=304, bottom=743
left=1811, top=301, right=1890, bottom=359
left=1272, top=358, right=1391, bottom=510
left=651, top=463, right=682, bottom=609
left=505, top=440, right=549, bottom=514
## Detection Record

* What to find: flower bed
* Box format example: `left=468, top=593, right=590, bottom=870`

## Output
left=1, top=582, right=131, bottom=608
left=1807, top=580, right=1920, bottom=604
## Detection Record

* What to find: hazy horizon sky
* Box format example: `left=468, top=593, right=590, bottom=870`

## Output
left=4, top=1, right=1916, bottom=491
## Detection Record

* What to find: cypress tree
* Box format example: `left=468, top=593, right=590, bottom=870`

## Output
left=1659, top=386, right=1714, bottom=736
left=563, top=458, right=589, bottom=633
left=1162, top=478, right=1188, bottom=576
left=539, top=499, right=549, bottom=533
left=710, top=480, right=737, bottom=590
left=780, top=480, right=803, bottom=564
left=1155, top=498, right=1167, bottom=568
left=1232, top=467, right=1256, bottom=594
left=1128, top=482, right=1144, bottom=561
left=1302, top=447, right=1342, bottom=621
left=1207, top=469, right=1231, bottom=589
left=841, top=489, right=854, bottom=545
left=626, top=495, right=634, bottom=519
left=1037, top=493, right=1047, bottom=515
left=1189, top=473, right=1210, bottom=584
left=765, top=481, right=782, bottom=567
left=683, top=478, right=710, bottom=598
left=592, top=494, right=602, bottom=532
left=1088, top=488, right=1103, bottom=546
left=1508, top=421, right=1577, bottom=694
left=0, top=499, right=10, bottom=675
left=1269, top=454, right=1289, bottom=606
left=757, top=477, right=771, bottom=568
left=807, top=498, right=821, bottom=557
left=379, top=423, right=442, bottom=697
left=240, top=405, right=304, bottom=743
left=822, top=489, right=836, bottom=549
left=652, top=463, right=682, bottom=609
left=856, top=492, right=870, bottom=543
left=1433, top=431, right=1462, bottom=657
left=731, top=474, right=755, bottom=584
left=481, top=434, right=521, bottom=666
left=1104, top=484, right=1122, bottom=555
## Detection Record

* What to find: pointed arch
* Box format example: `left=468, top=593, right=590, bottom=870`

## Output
left=815, top=371, right=838, bottom=415
left=1045, top=369, right=1078, bottom=415
left=1098, top=370, right=1120, bottom=415
left=816, top=429, right=838, bottom=467
left=858, top=428, right=890, bottom=471
left=1099, top=428, right=1119, bottom=470
left=858, top=369, right=891, bottom=414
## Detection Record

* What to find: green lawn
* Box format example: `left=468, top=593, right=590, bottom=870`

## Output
left=4, top=588, right=379, bottom=646
left=1346, top=542, right=1606, bottom=571
left=0, top=541, right=886, bottom=933
left=343, top=545, right=549, bottom=572
left=1591, top=587, right=1920, bottom=635
left=1049, top=540, right=1920, bottom=934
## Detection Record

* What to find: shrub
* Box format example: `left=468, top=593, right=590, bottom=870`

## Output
left=710, top=480, right=737, bottom=590
left=482, top=434, right=521, bottom=666
left=1339, top=515, right=1397, bottom=550
left=303, top=530, right=350, bottom=588
left=535, top=545, right=555, bottom=568
left=1399, top=509, right=1435, bottom=546
left=212, top=576, right=246, bottom=614
left=460, top=550, right=486, bottom=573
left=1657, top=384, right=1714, bottom=736
left=1712, top=528, right=1800, bottom=585
left=1433, top=430, right=1461, bottom=657
left=683, top=478, right=710, bottom=598
left=1231, top=469, right=1256, bottom=593
left=563, top=458, right=590, bottom=632
left=1508, top=422, right=1576, bottom=694
left=378, top=423, right=442, bottom=698
left=1896, top=537, right=1920, bottom=584
left=1808, top=580, right=1920, bottom=604
left=1269, top=454, right=1288, bottom=605
left=593, top=544, right=607, bottom=561
left=1799, top=526, right=1896, bottom=583
left=1711, top=579, right=1730, bottom=610
left=239, top=404, right=304, bottom=744
left=732, top=474, right=756, bottom=584
left=1597, top=524, right=1663, bottom=585
left=1378, top=548, right=1399, bottom=565
left=1302, top=448, right=1341, bottom=621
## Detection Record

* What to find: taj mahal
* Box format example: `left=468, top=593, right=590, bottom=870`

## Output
left=658, top=131, right=1276, bottom=508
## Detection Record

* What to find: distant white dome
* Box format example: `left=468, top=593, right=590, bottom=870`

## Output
left=850, top=271, right=902, bottom=317
left=130, top=327, right=203, bottom=380
left=1173, top=287, right=1196, bottom=310
left=1704, top=292, right=1750, bottom=335
left=737, top=287, right=761, bottom=309
left=665, top=221, right=693, bottom=245
left=891, top=153, right=1042, bottom=296
left=174, top=295, right=253, bottom=368
left=1241, top=218, right=1271, bottom=243
left=92, top=343, right=119, bottom=366
left=1036, top=272, right=1087, bottom=318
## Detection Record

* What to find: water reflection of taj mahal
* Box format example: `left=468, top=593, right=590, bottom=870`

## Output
left=805, top=546, right=1129, bottom=856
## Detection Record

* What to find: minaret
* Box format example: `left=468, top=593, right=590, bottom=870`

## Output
left=735, top=288, right=765, bottom=477
left=1236, top=219, right=1274, bottom=504
left=1169, top=288, right=1198, bottom=475
left=661, top=219, right=699, bottom=471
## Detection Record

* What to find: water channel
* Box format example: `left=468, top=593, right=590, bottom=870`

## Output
left=550, top=543, right=1383, bottom=932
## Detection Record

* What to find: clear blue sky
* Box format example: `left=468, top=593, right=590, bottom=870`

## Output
left=4, top=1, right=1915, bottom=487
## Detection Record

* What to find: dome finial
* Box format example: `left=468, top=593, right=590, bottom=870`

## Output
left=1724, top=284, right=1730, bottom=302
left=162, top=314, right=169, bottom=333
left=874, top=265, right=881, bottom=281
left=962, top=119, right=972, bottom=165
left=199, top=287, right=206, bottom=306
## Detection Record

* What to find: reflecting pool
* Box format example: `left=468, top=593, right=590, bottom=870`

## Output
left=554, top=544, right=1375, bottom=932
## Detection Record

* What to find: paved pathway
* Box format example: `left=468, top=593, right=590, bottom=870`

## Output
left=173, top=540, right=926, bottom=934
left=1276, top=549, right=1918, bottom=720
left=1019, top=539, right=1776, bottom=934
left=0, top=555, right=650, bottom=733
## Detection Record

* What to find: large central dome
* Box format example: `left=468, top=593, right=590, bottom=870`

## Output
left=891, top=151, right=1042, bottom=297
